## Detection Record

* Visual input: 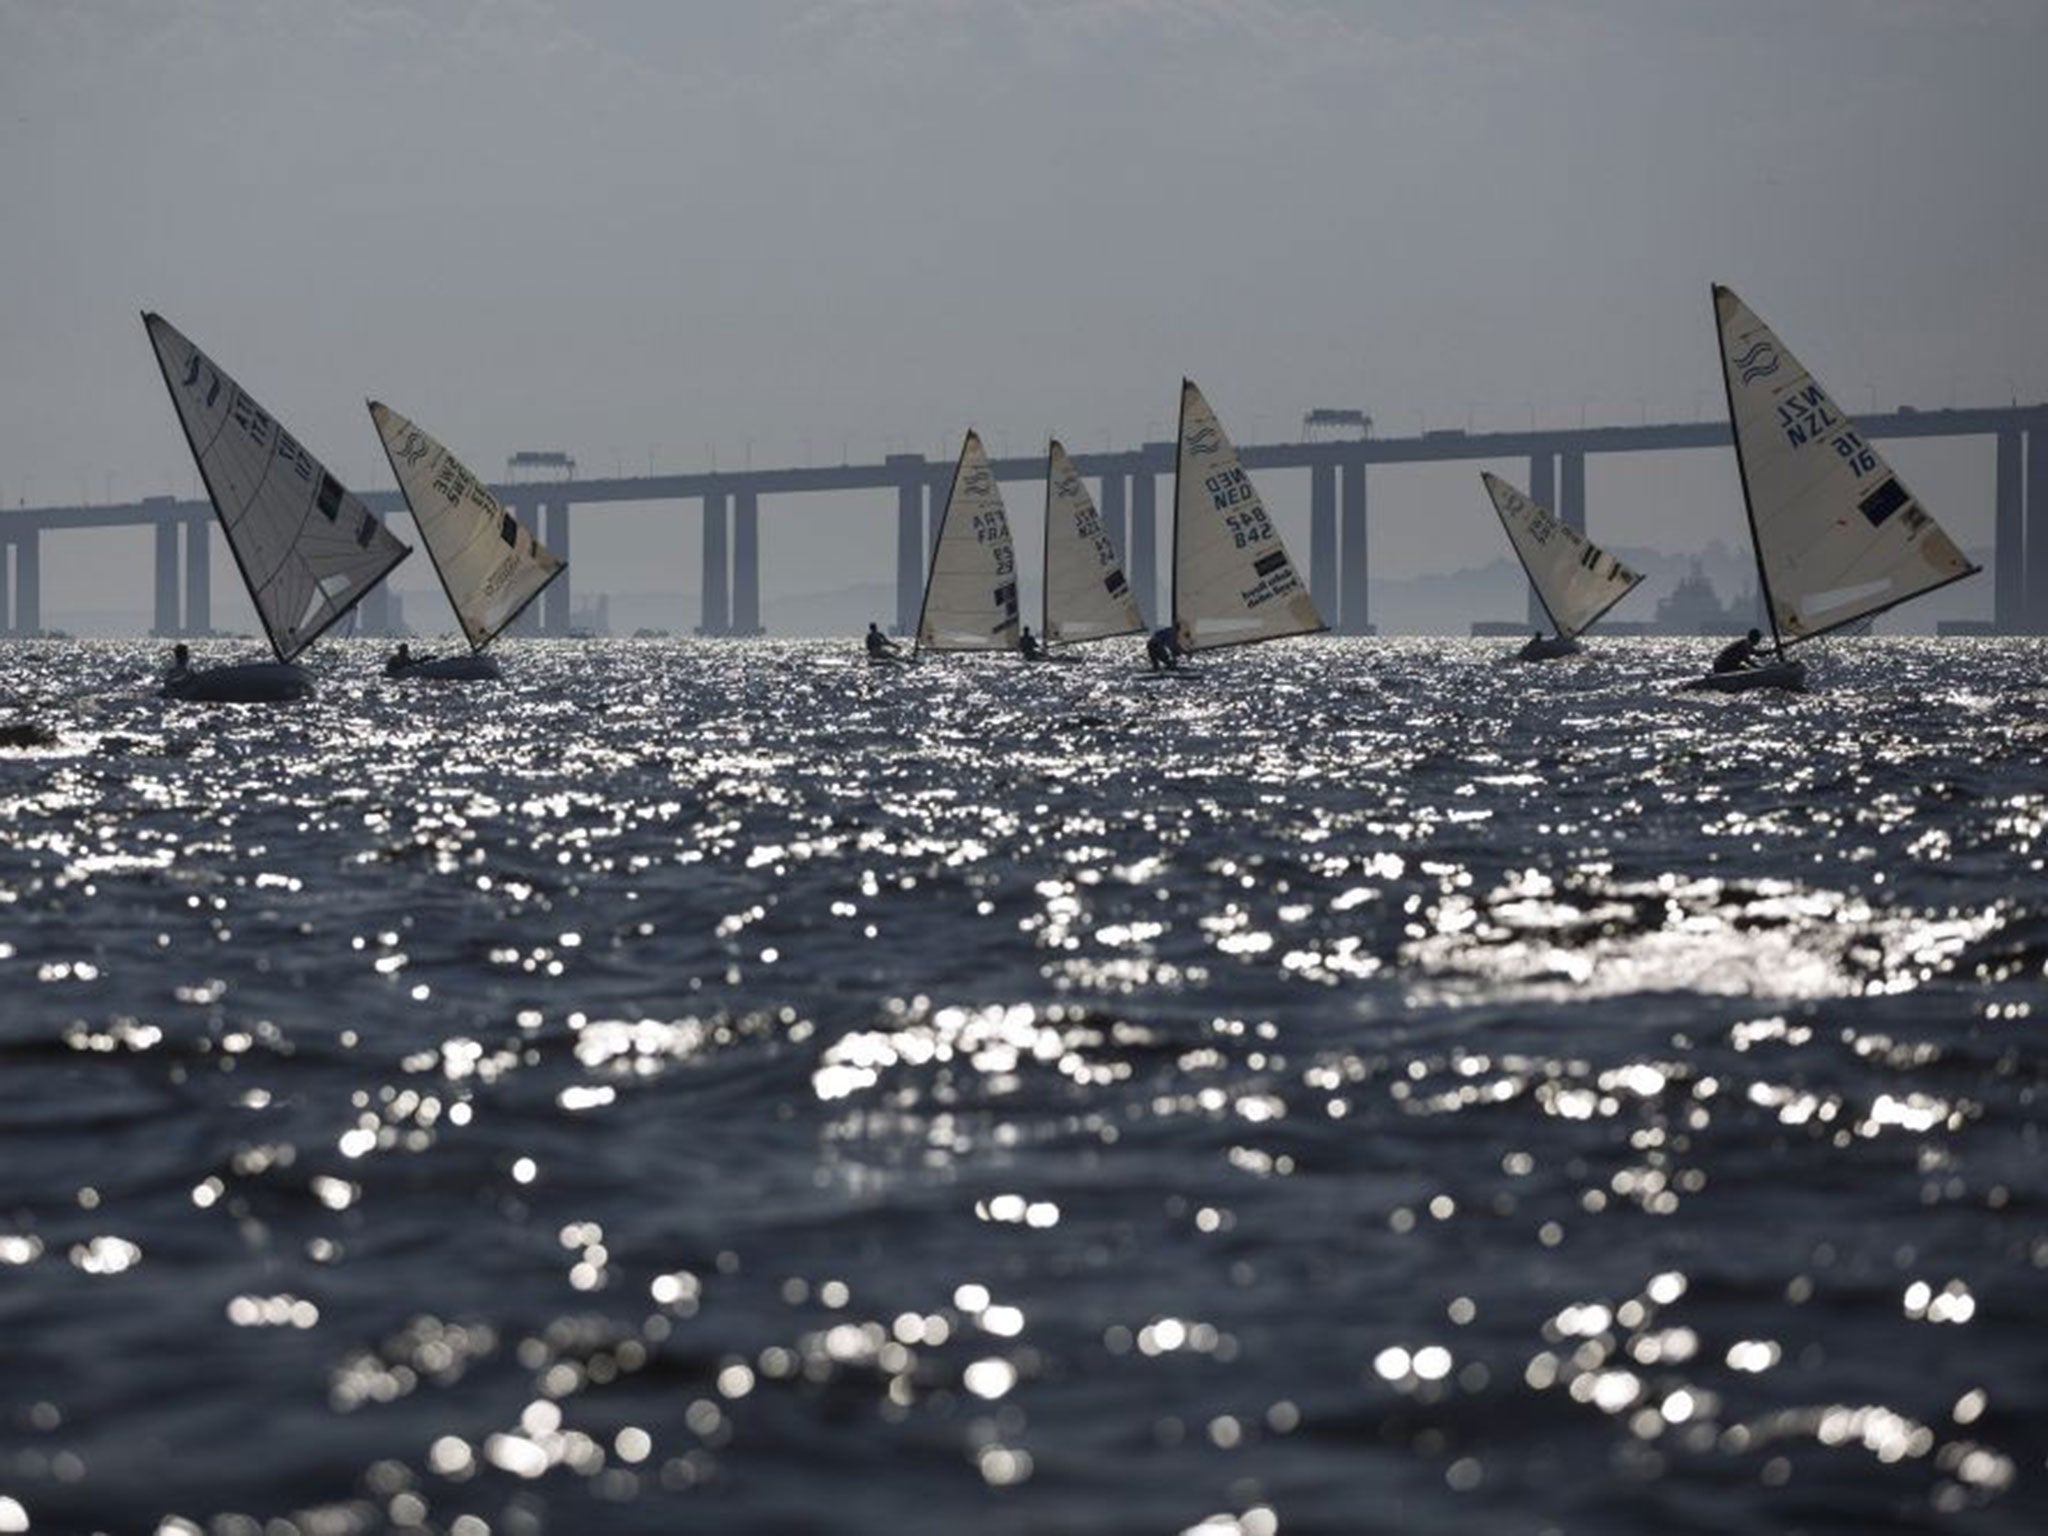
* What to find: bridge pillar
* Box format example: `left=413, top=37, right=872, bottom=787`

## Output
left=1995, top=431, right=2023, bottom=634
left=182, top=519, right=210, bottom=637
left=1339, top=457, right=1369, bottom=634
left=891, top=458, right=924, bottom=635
left=0, top=541, right=10, bottom=634
left=1526, top=452, right=1556, bottom=627
left=732, top=490, right=761, bottom=635
left=1309, top=462, right=1337, bottom=621
left=699, top=490, right=730, bottom=636
left=1099, top=470, right=1128, bottom=568
left=8, top=529, right=37, bottom=635
left=536, top=502, right=570, bottom=634
left=154, top=520, right=180, bottom=637
left=2028, top=429, right=2048, bottom=635
left=357, top=512, right=394, bottom=637
left=1131, top=457, right=1160, bottom=626
left=1560, top=450, right=1585, bottom=534
left=927, top=469, right=951, bottom=561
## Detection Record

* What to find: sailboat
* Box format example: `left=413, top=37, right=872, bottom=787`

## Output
left=1481, top=471, right=1643, bottom=660
left=1688, top=285, right=1979, bottom=693
left=367, top=402, right=566, bottom=680
left=1040, top=439, right=1145, bottom=654
left=914, top=430, right=1020, bottom=655
left=1169, top=378, right=1324, bottom=657
left=143, top=313, right=410, bottom=702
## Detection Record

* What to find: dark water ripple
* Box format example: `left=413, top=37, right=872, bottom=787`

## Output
left=0, top=636, right=2043, bottom=1536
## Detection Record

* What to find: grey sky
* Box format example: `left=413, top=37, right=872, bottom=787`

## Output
left=2, top=0, right=2043, bottom=631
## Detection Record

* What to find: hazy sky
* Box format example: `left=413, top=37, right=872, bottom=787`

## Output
left=2, top=0, right=2043, bottom=630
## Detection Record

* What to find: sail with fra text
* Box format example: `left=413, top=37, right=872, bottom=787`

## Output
left=916, top=431, right=1020, bottom=651
left=1715, top=285, right=1976, bottom=644
left=369, top=402, right=565, bottom=651
left=1482, top=471, right=1642, bottom=638
left=143, top=313, right=409, bottom=663
left=1171, top=379, right=1323, bottom=651
left=1042, top=440, right=1145, bottom=645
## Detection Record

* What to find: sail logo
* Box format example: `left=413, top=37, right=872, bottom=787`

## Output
left=964, top=470, right=993, bottom=497
left=1188, top=425, right=1222, bottom=456
left=1734, top=341, right=1781, bottom=386
left=396, top=432, right=430, bottom=467
left=1055, top=472, right=1083, bottom=501
left=180, top=355, right=224, bottom=409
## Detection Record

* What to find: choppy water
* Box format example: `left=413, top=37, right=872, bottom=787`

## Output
left=0, top=636, right=2043, bottom=1536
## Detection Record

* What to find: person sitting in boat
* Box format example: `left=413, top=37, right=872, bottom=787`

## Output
left=165, top=642, right=192, bottom=687
left=1712, top=627, right=1765, bottom=674
left=1018, top=626, right=1044, bottom=662
left=385, top=641, right=418, bottom=676
left=1146, top=624, right=1183, bottom=671
left=865, top=622, right=903, bottom=660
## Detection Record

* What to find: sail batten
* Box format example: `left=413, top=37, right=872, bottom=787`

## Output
left=369, top=403, right=566, bottom=651
left=1042, top=440, right=1145, bottom=645
left=916, top=432, right=1021, bottom=652
left=143, top=313, right=409, bottom=663
left=1170, top=380, right=1323, bottom=651
left=1714, top=285, right=1977, bottom=647
left=1481, top=472, right=1643, bottom=639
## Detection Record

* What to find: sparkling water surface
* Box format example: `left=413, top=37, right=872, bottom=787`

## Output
left=0, top=636, right=2043, bottom=1536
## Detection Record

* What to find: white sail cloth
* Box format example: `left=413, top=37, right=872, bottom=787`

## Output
left=370, top=402, right=565, bottom=650
left=917, top=431, right=1020, bottom=651
left=1715, top=285, right=1975, bottom=644
left=1042, top=440, right=1145, bottom=645
left=1482, top=471, right=1642, bottom=638
left=144, top=313, right=408, bottom=662
left=1172, top=380, right=1323, bottom=651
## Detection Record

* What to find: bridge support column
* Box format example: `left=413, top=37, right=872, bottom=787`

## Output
left=543, top=502, right=573, bottom=634
left=699, top=491, right=730, bottom=636
left=1131, top=460, right=1159, bottom=626
left=927, top=470, right=951, bottom=561
left=1526, top=452, right=1556, bottom=627
left=182, top=520, right=209, bottom=637
left=154, top=521, right=180, bottom=637
left=1309, top=463, right=1337, bottom=622
left=897, top=466, right=929, bottom=638
left=732, top=491, right=760, bottom=635
left=2028, top=429, right=2048, bottom=635
left=357, top=512, right=394, bottom=637
left=0, top=541, right=10, bottom=635
left=1339, top=457, right=1369, bottom=634
left=1995, top=430, right=2023, bottom=633
left=8, top=530, right=37, bottom=636
left=1100, top=470, right=1128, bottom=567
left=1560, top=450, right=1585, bottom=534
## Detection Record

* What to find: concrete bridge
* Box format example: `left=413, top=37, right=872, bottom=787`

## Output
left=4, top=404, right=2046, bottom=638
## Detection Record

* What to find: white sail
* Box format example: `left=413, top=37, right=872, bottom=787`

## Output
left=1171, top=379, right=1323, bottom=651
left=144, top=313, right=409, bottom=663
left=1715, top=285, right=1976, bottom=645
left=1482, top=472, right=1643, bottom=638
left=369, top=402, right=565, bottom=651
left=1042, top=440, right=1145, bottom=645
left=916, top=431, right=1020, bottom=651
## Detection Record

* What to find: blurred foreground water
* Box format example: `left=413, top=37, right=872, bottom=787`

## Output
left=0, top=636, right=2043, bottom=1535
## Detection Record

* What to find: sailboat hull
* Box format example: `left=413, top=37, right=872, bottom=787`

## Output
left=390, top=653, right=502, bottom=682
left=1515, top=635, right=1584, bottom=662
left=1682, top=659, right=1808, bottom=694
left=163, top=662, right=314, bottom=703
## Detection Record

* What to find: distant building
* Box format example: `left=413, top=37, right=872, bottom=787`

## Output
left=1648, top=564, right=1756, bottom=635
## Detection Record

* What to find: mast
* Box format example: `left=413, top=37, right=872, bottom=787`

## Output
left=1712, top=284, right=1786, bottom=657
left=912, top=432, right=972, bottom=657
left=1040, top=439, right=1055, bottom=641
left=1169, top=379, right=1190, bottom=639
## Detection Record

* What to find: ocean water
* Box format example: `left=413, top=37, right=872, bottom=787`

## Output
left=0, top=635, right=2042, bottom=1536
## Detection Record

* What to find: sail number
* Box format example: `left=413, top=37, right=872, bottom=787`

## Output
left=972, top=512, right=1014, bottom=575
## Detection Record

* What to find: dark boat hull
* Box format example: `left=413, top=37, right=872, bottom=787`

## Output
left=1516, top=635, right=1584, bottom=662
left=389, top=653, right=501, bottom=682
left=1682, top=659, right=1808, bottom=694
left=163, top=662, right=314, bottom=704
